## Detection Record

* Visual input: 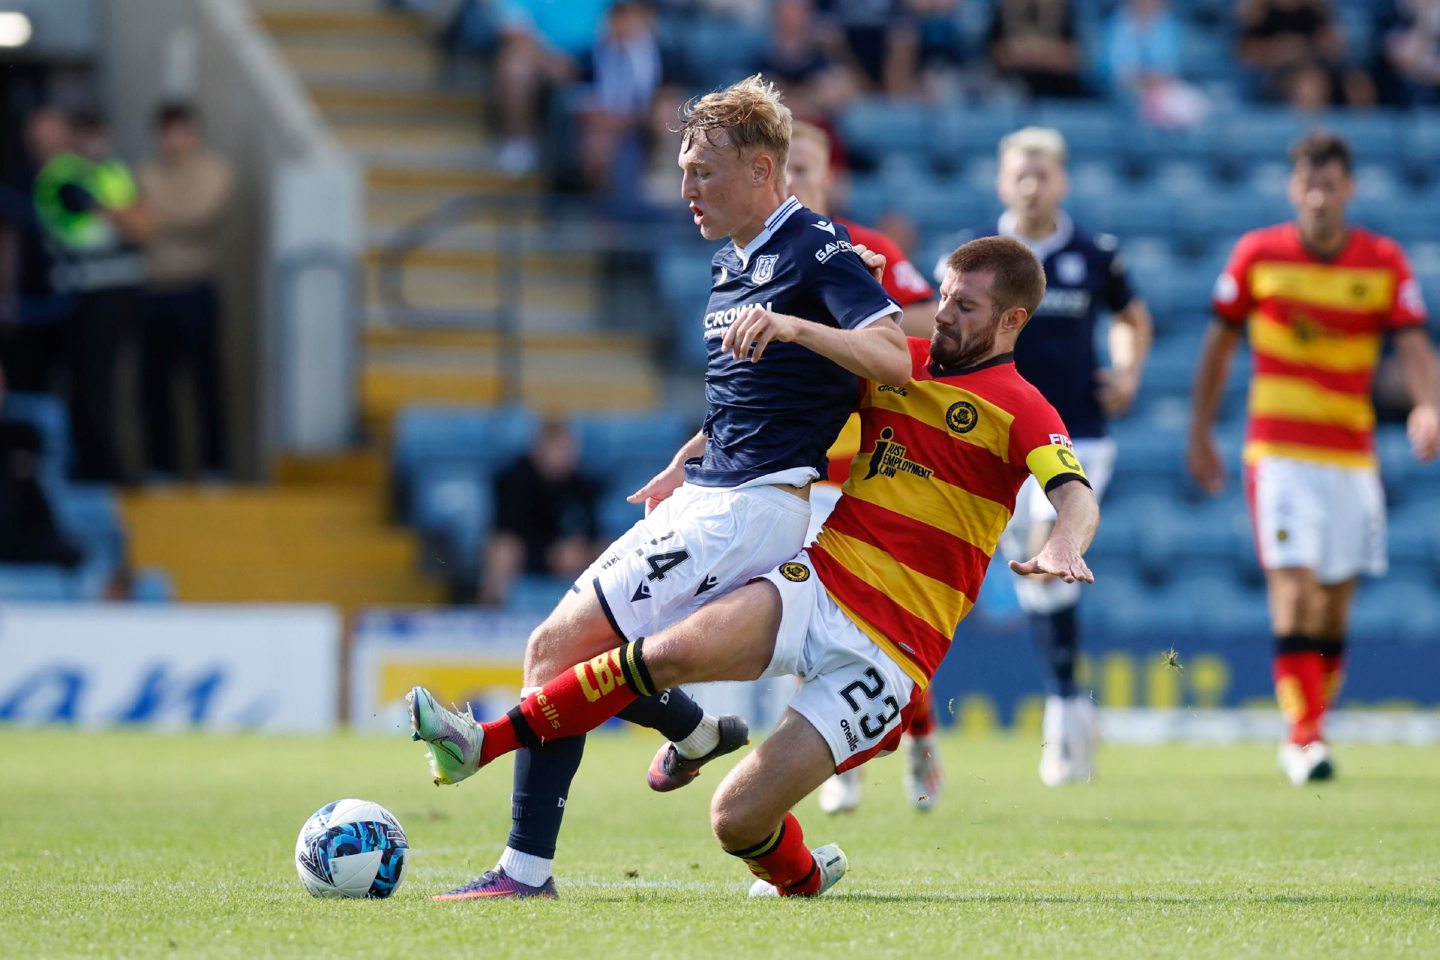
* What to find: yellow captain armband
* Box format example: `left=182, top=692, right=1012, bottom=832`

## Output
left=1025, top=441, right=1090, bottom=493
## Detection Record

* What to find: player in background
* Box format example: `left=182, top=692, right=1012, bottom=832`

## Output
left=1188, top=131, right=1439, bottom=786
left=418, top=237, right=1099, bottom=898
left=930, top=127, right=1152, bottom=787
left=407, top=75, right=911, bottom=899
left=786, top=119, right=943, bottom=814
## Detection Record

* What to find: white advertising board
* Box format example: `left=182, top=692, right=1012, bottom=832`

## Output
left=0, top=604, right=341, bottom=732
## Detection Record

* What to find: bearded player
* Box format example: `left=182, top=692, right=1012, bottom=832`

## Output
left=785, top=119, right=944, bottom=813
left=411, top=236, right=1098, bottom=897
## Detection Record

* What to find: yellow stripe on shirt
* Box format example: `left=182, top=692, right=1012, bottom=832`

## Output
left=1250, top=262, right=1395, bottom=313
left=1249, top=315, right=1381, bottom=374
left=1249, top=374, right=1377, bottom=432
left=815, top=528, right=975, bottom=640
left=844, top=450, right=1012, bottom=552
left=1243, top=440, right=1377, bottom=468
left=866, top=379, right=1015, bottom=460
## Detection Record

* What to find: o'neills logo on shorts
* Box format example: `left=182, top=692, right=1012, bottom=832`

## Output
left=779, top=562, right=810, bottom=582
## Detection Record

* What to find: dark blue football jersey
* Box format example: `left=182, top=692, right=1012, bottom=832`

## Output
left=939, top=211, right=1136, bottom=439
left=689, top=195, right=899, bottom=487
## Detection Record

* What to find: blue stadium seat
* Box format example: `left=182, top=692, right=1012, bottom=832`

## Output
left=392, top=405, right=539, bottom=518
left=1218, top=109, right=1308, bottom=167
left=1400, top=115, right=1440, bottom=179
left=1033, top=103, right=1121, bottom=160
left=570, top=411, right=691, bottom=477
left=1137, top=497, right=1250, bottom=584
left=1183, top=576, right=1271, bottom=644
left=51, top=484, right=125, bottom=574
left=506, top=575, right=572, bottom=616
left=131, top=567, right=175, bottom=603
left=1311, top=111, right=1403, bottom=169
left=0, top=564, right=78, bottom=601
left=928, top=105, right=1021, bottom=165
left=409, top=458, right=493, bottom=580
left=1352, top=578, right=1440, bottom=645
left=1377, top=427, right=1418, bottom=507
left=839, top=100, right=932, bottom=166
left=1, top=391, right=70, bottom=482
left=677, top=18, right=766, bottom=88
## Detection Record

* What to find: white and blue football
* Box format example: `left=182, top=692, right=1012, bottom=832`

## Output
left=295, top=799, right=409, bottom=898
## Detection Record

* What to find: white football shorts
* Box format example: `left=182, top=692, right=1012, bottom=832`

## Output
left=1247, top=455, right=1386, bottom=584
left=583, top=483, right=811, bottom=641
left=757, top=550, right=920, bottom=773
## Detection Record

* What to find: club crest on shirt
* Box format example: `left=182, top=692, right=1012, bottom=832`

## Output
left=752, top=254, right=778, bottom=285
left=946, top=401, right=979, bottom=434
left=779, top=561, right=810, bottom=582
left=1056, top=252, right=1087, bottom=285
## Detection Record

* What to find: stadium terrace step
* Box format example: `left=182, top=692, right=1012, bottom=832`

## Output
left=121, top=486, right=442, bottom=608
left=253, top=8, right=427, bottom=35
left=309, top=86, right=486, bottom=124
left=367, top=166, right=542, bottom=194
left=332, top=119, right=489, bottom=153
left=276, top=449, right=389, bottom=488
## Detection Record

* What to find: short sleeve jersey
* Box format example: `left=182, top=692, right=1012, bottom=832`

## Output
left=690, top=196, right=899, bottom=487
left=1212, top=222, right=1426, bottom=468
left=942, top=212, right=1135, bottom=440
left=811, top=339, right=1088, bottom=687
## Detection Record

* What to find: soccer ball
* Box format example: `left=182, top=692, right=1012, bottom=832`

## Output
left=294, top=799, right=409, bottom=898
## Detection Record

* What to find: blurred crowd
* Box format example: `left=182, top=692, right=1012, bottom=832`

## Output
left=0, top=101, right=235, bottom=487
left=400, top=0, right=1440, bottom=199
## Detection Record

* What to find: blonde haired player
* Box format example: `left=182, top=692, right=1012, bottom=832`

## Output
left=1190, top=131, right=1439, bottom=786
left=407, top=75, right=911, bottom=899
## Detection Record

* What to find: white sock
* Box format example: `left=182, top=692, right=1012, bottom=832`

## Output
left=498, top=846, right=553, bottom=887
left=674, top=713, right=720, bottom=759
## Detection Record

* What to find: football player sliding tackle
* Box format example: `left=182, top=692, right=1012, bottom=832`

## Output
left=413, top=236, right=1100, bottom=897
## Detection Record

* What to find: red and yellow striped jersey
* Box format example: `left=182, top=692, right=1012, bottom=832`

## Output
left=1212, top=223, right=1427, bottom=468
left=811, top=338, right=1088, bottom=687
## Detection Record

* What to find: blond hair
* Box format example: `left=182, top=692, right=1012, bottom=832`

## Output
left=998, top=126, right=1068, bottom=166
left=678, top=74, right=793, bottom=171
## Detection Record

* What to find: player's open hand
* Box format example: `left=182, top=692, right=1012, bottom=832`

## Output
left=1186, top=431, right=1226, bottom=495
left=1408, top=403, right=1439, bottom=463
left=1096, top=367, right=1139, bottom=417
left=627, top=463, right=685, bottom=516
left=852, top=243, right=887, bottom=284
left=722, top=306, right=800, bottom=364
left=1008, top=540, right=1094, bottom=584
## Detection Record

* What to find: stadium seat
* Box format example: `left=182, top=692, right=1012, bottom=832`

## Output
left=1033, top=102, right=1121, bottom=160
left=570, top=411, right=690, bottom=477
left=409, top=458, right=493, bottom=581
left=392, top=405, right=539, bottom=518
left=131, top=567, right=175, bottom=603
left=1, top=391, right=71, bottom=483
left=839, top=99, right=932, bottom=168
left=1400, top=115, right=1440, bottom=180
left=0, top=564, right=78, bottom=601
left=928, top=105, right=1021, bottom=166
left=51, top=484, right=125, bottom=575
left=506, top=574, right=574, bottom=616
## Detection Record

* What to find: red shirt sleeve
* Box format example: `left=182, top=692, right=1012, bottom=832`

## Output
left=847, top=222, right=935, bottom=307
left=1382, top=239, right=1428, bottom=331
left=1212, top=231, right=1259, bottom=327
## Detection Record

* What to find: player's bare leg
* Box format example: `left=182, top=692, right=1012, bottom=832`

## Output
left=710, top=710, right=849, bottom=898
left=901, top=688, right=943, bottom=810
left=1268, top=568, right=1353, bottom=785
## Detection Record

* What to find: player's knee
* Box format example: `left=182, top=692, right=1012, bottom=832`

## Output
left=709, top=781, right=759, bottom=850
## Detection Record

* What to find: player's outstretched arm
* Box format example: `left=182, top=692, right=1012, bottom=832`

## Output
left=1394, top=327, right=1440, bottom=462
left=722, top=306, right=911, bottom=386
left=627, top=430, right=705, bottom=516
left=1186, top=321, right=1243, bottom=494
left=1008, top=480, right=1098, bottom=584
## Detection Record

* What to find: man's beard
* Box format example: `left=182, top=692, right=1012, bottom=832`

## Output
left=931, top=319, right=997, bottom=370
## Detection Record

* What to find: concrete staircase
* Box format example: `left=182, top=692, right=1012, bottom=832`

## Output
left=255, top=0, right=662, bottom=426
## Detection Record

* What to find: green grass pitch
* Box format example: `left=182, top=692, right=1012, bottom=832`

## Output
left=5, top=728, right=1439, bottom=959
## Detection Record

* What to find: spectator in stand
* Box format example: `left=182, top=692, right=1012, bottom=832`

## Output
left=1236, top=0, right=1376, bottom=107
left=987, top=0, right=1084, bottom=99
left=493, top=0, right=613, bottom=177
left=1382, top=0, right=1440, bottom=105
left=906, top=0, right=968, bottom=101
left=135, top=102, right=236, bottom=483
left=0, top=367, right=84, bottom=568
left=755, top=0, right=858, bottom=116
left=1103, top=0, right=1182, bottom=99
left=815, top=0, right=920, bottom=98
left=578, top=2, right=664, bottom=197
left=32, top=110, right=150, bottom=483
left=479, top=420, right=603, bottom=606
left=0, top=107, right=70, bottom=395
